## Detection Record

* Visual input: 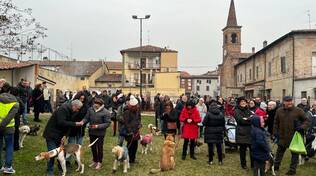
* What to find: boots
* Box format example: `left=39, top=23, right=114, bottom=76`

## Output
left=190, top=140, right=197, bottom=160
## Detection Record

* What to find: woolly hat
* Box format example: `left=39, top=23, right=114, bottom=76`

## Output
left=237, top=96, right=247, bottom=105
left=129, top=95, right=138, bottom=106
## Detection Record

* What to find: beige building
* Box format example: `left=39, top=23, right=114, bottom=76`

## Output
left=219, top=0, right=316, bottom=104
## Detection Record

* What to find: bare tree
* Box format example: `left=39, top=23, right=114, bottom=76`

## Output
left=0, top=0, right=47, bottom=60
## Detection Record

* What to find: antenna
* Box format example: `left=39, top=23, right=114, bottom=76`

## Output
left=307, top=10, right=311, bottom=29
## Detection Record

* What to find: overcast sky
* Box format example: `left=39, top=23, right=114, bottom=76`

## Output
left=15, top=0, right=316, bottom=74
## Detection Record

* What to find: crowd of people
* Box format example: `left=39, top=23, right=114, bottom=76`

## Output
left=1, top=77, right=316, bottom=175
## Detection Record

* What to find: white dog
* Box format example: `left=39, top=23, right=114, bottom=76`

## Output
left=112, top=145, right=130, bottom=173
left=19, top=125, right=30, bottom=148
left=35, top=138, right=98, bottom=176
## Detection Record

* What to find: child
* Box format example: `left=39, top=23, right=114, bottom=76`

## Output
left=251, top=115, right=270, bottom=176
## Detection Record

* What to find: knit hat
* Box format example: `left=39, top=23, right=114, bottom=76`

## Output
left=129, top=95, right=138, bottom=106
left=260, top=102, right=267, bottom=110
left=237, top=96, right=247, bottom=105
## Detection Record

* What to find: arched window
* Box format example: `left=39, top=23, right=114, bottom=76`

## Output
left=231, top=33, right=238, bottom=43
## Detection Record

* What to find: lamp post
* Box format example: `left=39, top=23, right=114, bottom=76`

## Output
left=132, top=15, right=150, bottom=97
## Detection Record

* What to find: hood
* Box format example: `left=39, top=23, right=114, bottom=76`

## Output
left=0, top=93, right=17, bottom=104
left=251, top=115, right=261, bottom=128
left=209, top=103, right=220, bottom=115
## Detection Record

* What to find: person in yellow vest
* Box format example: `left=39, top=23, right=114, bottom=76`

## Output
left=0, top=82, right=19, bottom=174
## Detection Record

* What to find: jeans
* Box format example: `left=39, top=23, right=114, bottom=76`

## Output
left=46, top=139, right=61, bottom=175
left=0, top=133, right=14, bottom=168
left=239, top=144, right=253, bottom=168
left=125, top=135, right=138, bottom=163
left=68, top=135, right=83, bottom=145
left=208, top=143, right=223, bottom=162
left=253, top=160, right=265, bottom=176
left=274, top=145, right=298, bottom=172
left=22, top=103, right=28, bottom=124
left=44, top=100, right=52, bottom=113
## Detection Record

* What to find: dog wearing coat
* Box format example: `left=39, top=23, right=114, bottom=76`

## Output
left=19, top=125, right=30, bottom=148
left=112, top=145, right=130, bottom=173
left=150, top=134, right=176, bottom=174
left=35, top=138, right=98, bottom=176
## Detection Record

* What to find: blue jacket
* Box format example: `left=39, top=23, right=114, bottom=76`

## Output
left=251, top=115, right=270, bottom=161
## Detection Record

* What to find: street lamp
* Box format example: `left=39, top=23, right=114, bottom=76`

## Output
left=132, top=14, right=151, bottom=97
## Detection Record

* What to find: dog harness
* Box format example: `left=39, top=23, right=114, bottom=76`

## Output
left=118, top=146, right=129, bottom=162
left=141, top=134, right=152, bottom=145
left=0, top=102, right=16, bottom=127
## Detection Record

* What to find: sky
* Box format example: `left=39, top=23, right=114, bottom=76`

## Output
left=15, top=0, right=316, bottom=74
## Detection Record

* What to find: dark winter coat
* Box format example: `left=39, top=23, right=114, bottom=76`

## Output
left=32, top=88, right=44, bottom=113
left=203, top=104, right=225, bottom=144
left=266, top=108, right=276, bottom=135
left=17, top=83, right=28, bottom=103
left=99, top=94, right=112, bottom=110
left=251, top=116, right=271, bottom=161
left=43, top=103, right=76, bottom=141
left=175, top=101, right=185, bottom=117
left=235, top=106, right=253, bottom=145
left=68, top=103, right=89, bottom=137
left=273, top=106, right=309, bottom=147
left=161, top=109, right=179, bottom=135
left=83, top=105, right=111, bottom=137
left=122, top=108, right=142, bottom=135
left=297, top=103, right=310, bottom=113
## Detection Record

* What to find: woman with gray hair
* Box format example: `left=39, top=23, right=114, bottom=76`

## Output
left=266, top=101, right=277, bottom=135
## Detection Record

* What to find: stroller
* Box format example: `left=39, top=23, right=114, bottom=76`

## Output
left=224, top=117, right=238, bottom=150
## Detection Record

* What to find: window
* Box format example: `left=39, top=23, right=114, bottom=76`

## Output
left=240, top=74, right=243, bottom=82
left=281, top=57, right=286, bottom=73
left=314, top=88, right=316, bottom=100
left=231, top=33, right=237, bottom=43
left=206, top=79, right=211, bottom=84
left=301, top=91, right=307, bottom=99
left=197, top=80, right=202, bottom=84
left=268, top=62, right=272, bottom=77
left=256, top=66, right=259, bottom=79
left=224, top=35, right=228, bottom=44
left=249, top=69, right=252, bottom=80
left=282, top=89, right=286, bottom=99
left=80, top=77, right=85, bottom=80
left=206, top=86, right=210, bottom=91
left=197, top=86, right=200, bottom=91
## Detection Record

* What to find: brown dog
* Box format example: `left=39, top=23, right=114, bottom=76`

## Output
left=150, top=134, right=176, bottom=174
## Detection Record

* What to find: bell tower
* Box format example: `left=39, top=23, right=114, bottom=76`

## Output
left=222, top=0, right=241, bottom=58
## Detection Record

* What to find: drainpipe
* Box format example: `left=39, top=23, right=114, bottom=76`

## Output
left=292, top=35, right=295, bottom=99
left=263, top=52, right=266, bottom=101
left=11, top=69, right=14, bottom=85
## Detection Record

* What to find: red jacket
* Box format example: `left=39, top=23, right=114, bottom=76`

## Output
left=225, top=104, right=235, bottom=117
left=180, top=107, right=201, bottom=139
left=255, top=108, right=268, bottom=121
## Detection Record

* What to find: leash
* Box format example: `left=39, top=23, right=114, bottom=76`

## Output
left=128, top=130, right=140, bottom=149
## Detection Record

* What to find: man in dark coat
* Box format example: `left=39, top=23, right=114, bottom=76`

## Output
left=273, top=96, right=309, bottom=175
left=297, top=98, right=310, bottom=113
left=43, top=100, right=83, bottom=176
left=235, top=96, right=253, bottom=170
left=17, top=79, right=29, bottom=124
left=154, top=93, right=161, bottom=128
left=99, top=90, right=111, bottom=110
left=203, top=102, right=225, bottom=165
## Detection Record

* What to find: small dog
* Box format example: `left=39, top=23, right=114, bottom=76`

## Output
left=148, top=124, right=161, bottom=136
left=140, top=134, right=153, bottom=154
left=29, top=124, right=40, bottom=136
left=112, top=145, right=130, bottom=173
left=35, top=138, right=98, bottom=176
left=265, top=153, right=276, bottom=176
left=19, top=125, right=30, bottom=148
left=150, top=134, right=176, bottom=174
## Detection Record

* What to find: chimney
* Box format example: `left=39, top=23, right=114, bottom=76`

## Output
left=263, top=40, right=268, bottom=48
left=252, top=47, right=255, bottom=53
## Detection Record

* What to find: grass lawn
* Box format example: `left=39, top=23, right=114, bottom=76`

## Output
left=13, top=114, right=315, bottom=176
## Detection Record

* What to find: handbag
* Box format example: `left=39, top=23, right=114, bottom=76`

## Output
left=167, top=122, right=177, bottom=130
left=289, top=132, right=307, bottom=154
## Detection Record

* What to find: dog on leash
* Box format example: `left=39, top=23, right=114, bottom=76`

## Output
left=150, top=134, right=176, bottom=174
left=265, top=152, right=276, bottom=176
left=29, top=124, right=40, bottom=136
left=140, top=133, right=153, bottom=154
left=35, top=138, right=98, bottom=176
left=148, top=124, right=161, bottom=136
left=112, top=145, right=130, bottom=173
left=19, top=125, right=30, bottom=148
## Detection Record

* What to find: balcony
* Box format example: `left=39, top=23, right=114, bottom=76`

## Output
left=127, top=62, right=160, bottom=70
